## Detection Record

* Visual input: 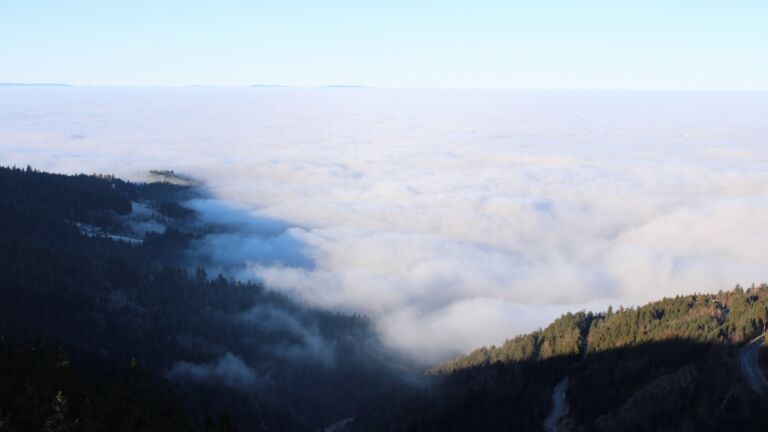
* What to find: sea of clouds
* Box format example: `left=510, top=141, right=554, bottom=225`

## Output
left=2, top=87, right=767, bottom=362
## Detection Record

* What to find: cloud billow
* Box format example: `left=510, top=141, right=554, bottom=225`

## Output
left=2, top=87, right=767, bottom=361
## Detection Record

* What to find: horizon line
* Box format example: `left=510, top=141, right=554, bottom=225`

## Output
left=2, top=82, right=768, bottom=92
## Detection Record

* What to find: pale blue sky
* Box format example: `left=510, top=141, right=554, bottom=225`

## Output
left=1, top=0, right=766, bottom=89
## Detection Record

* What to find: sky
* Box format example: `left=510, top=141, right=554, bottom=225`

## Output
left=1, top=0, right=767, bottom=89
left=2, top=87, right=767, bottom=361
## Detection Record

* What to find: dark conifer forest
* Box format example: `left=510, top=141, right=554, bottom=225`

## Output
left=1, top=165, right=767, bottom=431
left=0, top=166, right=409, bottom=431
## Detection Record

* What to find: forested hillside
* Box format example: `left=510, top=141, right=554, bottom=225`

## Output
left=357, top=286, right=768, bottom=431
left=439, top=286, right=768, bottom=372
left=0, top=166, right=409, bottom=431
left=0, top=340, right=192, bottom=432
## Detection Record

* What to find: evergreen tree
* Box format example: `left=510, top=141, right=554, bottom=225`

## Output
left=0, top=409, right=14, bottom=432
left=44, top=391, right=75, bottom=432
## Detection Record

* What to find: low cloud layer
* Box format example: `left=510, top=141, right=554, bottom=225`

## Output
left=168, top=353, right=261, bottom=390
left=2, top=87, right=767, bottom=361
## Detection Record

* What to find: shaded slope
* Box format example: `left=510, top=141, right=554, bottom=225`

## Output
left=0, top=166, right=411, bottom=431
left=358, top=285, right=768, bottom=431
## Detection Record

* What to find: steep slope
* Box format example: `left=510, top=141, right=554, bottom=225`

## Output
left=357, top=287, right=768, bottom=431
left=0, top=166, right=410, bottom=431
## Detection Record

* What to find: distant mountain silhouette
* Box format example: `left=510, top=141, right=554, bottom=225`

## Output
left=0, top=82, right=73, bottom=87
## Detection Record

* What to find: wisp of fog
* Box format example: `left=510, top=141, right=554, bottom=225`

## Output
left=2, top=87, right=767, bottom=362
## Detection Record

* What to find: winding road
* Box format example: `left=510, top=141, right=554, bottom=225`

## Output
left=543, top=377, right=569, bottom=432
left=740, top=334, right=768, bottom=397
left=543, top=337, right=588, bottom=432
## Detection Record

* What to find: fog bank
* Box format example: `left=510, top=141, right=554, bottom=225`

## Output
left=2, top=87, right=767, bottom=361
